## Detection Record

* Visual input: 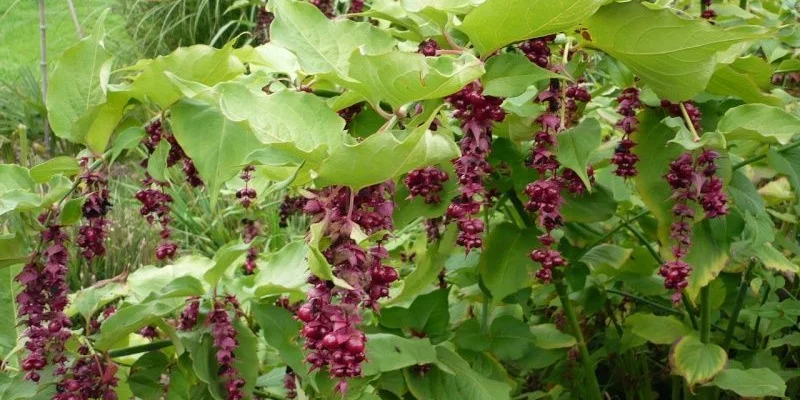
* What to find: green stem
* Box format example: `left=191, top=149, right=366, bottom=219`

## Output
left=752, top=282, right=770, bottom=348
left=700, top=286, right=711, bottom=343
left=682, top=293, right=700, bottom=330
left=723, top=263, right=753, bottom=351
left=481, top=295, right=490, bottom=334
left=672, top=376, right=682, bottom=400
left=739, top=0, right=747, bottom=9
left=555, top=280, right=603, bottom=400
left=606, top=288, right=682, bottom=316
left=733, top=139, right=800, bottom=170
left=108, top=340, right=172, bottom=358
left=506, top=190, right=534, bottom=227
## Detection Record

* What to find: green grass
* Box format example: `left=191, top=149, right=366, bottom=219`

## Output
left=0, top=0, right=135, bottom=81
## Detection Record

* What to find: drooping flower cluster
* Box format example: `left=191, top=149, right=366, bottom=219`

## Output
left=611, top=88, right=642, bottom=178
left=297, top=183, right=398, bottom=393
left=418, top=39, right=440, bottom=57
left=142, top=120, right=203, bottom=188
left=241, top=219, right=261, bottom=275
left=135, top=187, right=176, bottom=260
left=701, top=0, right=716, bottom=20
left=76, top=159, right=112, bottom=260
left=525, top=77, right=593, bottom=282
left=236, top=165, right=257, bottom=209
left=403, top=166, right=449, bottom=204
left=208, top=298, right=246, bottom=400
left=446, top=82, right=505, bottom=251
left=177, top=297, right=201, bottom=331
left=519, top=35, right=556, bottom=68
left=660, top=149, right=728, bottom=302
left=54, top=347, right=119, bottom=400
left=16, top=212, right=72, bottom=382
left=279, top=195, right=308, bottom=228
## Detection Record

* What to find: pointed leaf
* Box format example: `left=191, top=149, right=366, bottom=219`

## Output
left=712, top=368, right=786, bottom=398
left=626, top=313, right=691, bottom=345
left=556, top=118, right=601, bottom=190
left=717, top=104, right=800, bottom=145
left=671, top=335, right=727, bottom=388
left=459, top=0, right=605, bottom=56
left=481, top=53, right=563, bottom=97
left=584, top=2, right=768, bottom=101
left=362, top=334, right=438, bottom=375
left=478, top=222, right=537, bottom=303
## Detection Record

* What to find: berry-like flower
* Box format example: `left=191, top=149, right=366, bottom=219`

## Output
left=519, top=35, right=556, bottom=68
left=418, top=39, right=440, bottom=57
left=76, top=159, right=112, bottom=260
left=178, top=298, right=201, bottom=331
left=54, top=351, right=119, bottom=400
left=404, top=166, right=449, bottom=204
left=279, top=195, right=308, bottom=227
left=208, top=298, right=246, bottom=400
left=310, top=0, right=335, bottom=18
left=611, top=88, right=642, bottom=178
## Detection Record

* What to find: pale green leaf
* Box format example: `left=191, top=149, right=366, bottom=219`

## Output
left=580, top=244, right=633, bottom=271
left=712, top=368, right=786, bottom=398
left=204, top=241, right=250, bottom=286
left=662, top=117, right=726, bottom=150
left=717, top=104, right=800, bottom=145
left=146, top=141, right=170, bottom=183
left=29, top=157, right=79, bottom=183
left=459, top=0, right=605, bottom=56
left=344, top=52, right=484, bottom=110
left=170, top=98, right=262, bottom=206
left=79, top=89, right=132, bottom=154
left=584, top=2, right=768, bottom=101
left=481, top=53, right=563, bottom=97
left=671, top=335, right=727, bottom=388
left=95, top=301, right=182, bottom=350
left=251, top=304, right=309, bottom=377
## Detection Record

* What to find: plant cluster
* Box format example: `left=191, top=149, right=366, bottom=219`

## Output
left=2, top=1, right=800, bottom=399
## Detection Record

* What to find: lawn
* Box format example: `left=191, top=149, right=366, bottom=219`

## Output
left=0, top=0, right=134, bottom=81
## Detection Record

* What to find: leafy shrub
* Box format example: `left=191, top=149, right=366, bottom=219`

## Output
left=2, top=0, right=800, bottom=399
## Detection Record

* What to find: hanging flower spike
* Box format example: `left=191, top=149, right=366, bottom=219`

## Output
left=404, top=166, right=449, bottom=204
left=76, top=158, right=112, bottom=261
left=611, top=87, right=642, bottom=178
left=209, top=298, right=246, bottom=400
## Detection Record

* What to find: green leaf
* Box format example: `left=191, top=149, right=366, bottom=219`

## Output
left=706, top=64, right=781, bottom=106
left=58, top=197, right=85, bottom=226
left=251, top=303, right=308, bottom=377
left=0, top=264, right=21, bottom=358
left=0, top=165, right=39, bottom=216
left=170, top=98, right=262, bottom=206
left=626, top=313, right=691, bottom=345
left=561, top=185, right=617, bottom=223
left=749, top=244, right=799, bottom=274
left=632, top=110, right=684, bottom=249
left=315, top=113, right=460, bottom=189
left=144, top=276, right=206, bottom=301
left=307, top=222, right=353, bottom=289
left=127, top=256, right=213, bottom=302
left=530, top=324, right=576, bottom=349
left=583, top=2, right=767, bottom=101
left=128, top=43, right=245, bottom=108
left=671, top=335, right=727, bottom=388
left=69, top=282, right=127, bottom=320
left=684, top=220, right=730, bottom=300
left=382, top=289, right=450, bottom=339
left=79, top=90, right=132, bottom=154
left=459, top=0, right=605, bottom=56
left=768, top=147, right=800, bottom=202
left=110, top=126, right=146, bottom=164
left=46, top=13, right=113, bottom=143
left=362, top=334, right=438, bottom=375
left=712, top=368, right=786, bottom=398
left=580, top=244, right=633, bottom=271
left=218, top=86, right=345, bottom=163
left=0, top=373, right=38, bottom=400
left=405, top=346, right=510, bottom=400
left=663, top=117, right=726, bottom=151
left=232, top=319, right=259, bottom=398
left=29, top=157, right=80, bottom=183
left=146, top=141, right=170, bottom=183
left=203, top=241, right=250, bottom=286
left=129, top=352, right=170, bottom=400
left=95, top=301, right=182, bottom=350
left=481, top=53, right=563, bottom=98
left=344, top=52, right=484, bottom=110
left=249, top=241, right=308, bottom=297
left=454, top=319, right=489, bottom=352
left=0, top=233, right=29, bottom=269
left=717, top=104, right=800, bottom=145
left=556, top=118, right=601, bottom=191
left=387, top=227, right=455, bottom=305
left=270, top=0, right=394, bottom=77
left=489, top=316, right=534, bottom=360
left=478, top=222, right=537, bottom=303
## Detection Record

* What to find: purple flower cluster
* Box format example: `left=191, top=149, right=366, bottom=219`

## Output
left=178, top=297, right=201, bottom=331
left=418, top=39, right=440, bottom=57
left=446, top=82, right=505, bottom=251
left=76, top=160, right=112, bottom=260
left=279, top=195, right=308, bottom=228
left=89, top=305, right=116, bottom=333
left=525, top=78, right=593, bottom=282
left=661, top=100, right=702, bottom=133
left=209, top=298, right=246, bottom=400
left=701, top=0, right=716, bottom=19
left=16, top=212, right=72, bottom=382
left=138, top=325, right=159, bottom=340
left=660, top=149, right=728, bottom=302
left=143, top=120, right=203, bottom=188
left=611, top=88, right=642, bottom=178
left=404, top=166, right=449, bottom=204
left=283, top=367, right=297, bottom=399
left=135, top=187, right=177, bottom=260
left=348, top=0, right=364, bottom=13
left=297, top=183, right=398, bottom=393
left=519, top=35, right=556, bottom=68
left=338, top=103, right=363, bottom=127
left=236, top=165, right=257, bottom=209
left=55, top=348, right=119, bottom=400
left=240, top=219, right=261, bottom=275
